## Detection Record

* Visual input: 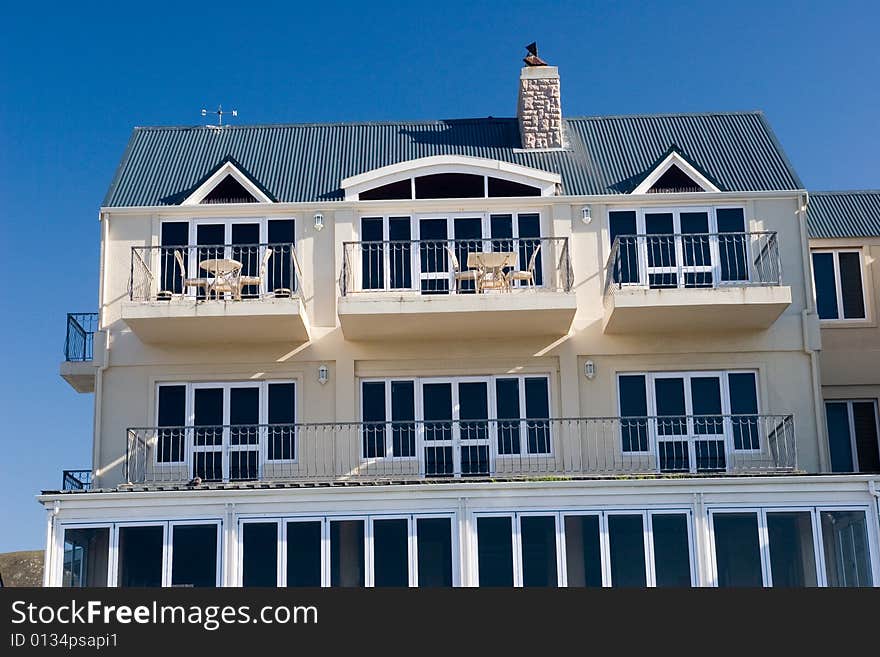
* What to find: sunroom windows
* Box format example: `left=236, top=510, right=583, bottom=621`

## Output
left=618, top=371, right=760, bottom=473
left=154, top=380, right=296, bottom=481
left=811, top=249, right=867, bottom=320
left=360, top=375, right=551, bottom=476
left=356, top=212, right=543, bottom=294
left=710, top=507, right=874, bottom=587
left=239, top=515, right=455, bottom=587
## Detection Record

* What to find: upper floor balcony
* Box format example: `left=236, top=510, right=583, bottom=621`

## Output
left=60, top=312, right=102, bottom=393
left=338, top=236, right=576, bottom=340
left=603, top=231, right=792, bottom=333
left=121, top=413, right=797, bottom=487
left=121, top=242, right=309, bottom=345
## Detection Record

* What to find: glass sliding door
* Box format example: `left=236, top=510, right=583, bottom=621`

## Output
left=170, top=524, right=218, bottom=587
left=821, top=511, right=873, bottom=587
left=117, top=526, right=164, bottom=587
left=229, top=386, right=259, bottom=480
left=330, top=520, right=365, bottom=587
left=607, top=514, right=648, bottom=587
left=458, top=381, right=490, bottom=475
left=418, top=218, right=449, bottom=294
left=644, top=212, right=676, bottom=288
left=241, top=522, right=278, bottom=587
left=651, top=514, right=692, bottom=587
left=477, top=516, right=514, bottom=586
left=422, top=382, right=453, bottom=475
left=193, top=387, right=223, bottom=481
left=63, top=528, right=109, bottom=587
left=712, top=512, right=763, bottom=587
left=520, top=515, right=558, bottom=587
left=679, top=210, right=712, bottom=287
left=563, top=515, right=602, bottom=587
left=372, top=519, right=409, bottom=587
left=766, top=512, right=817, bottom=587
left=453, top=217, right=483, bottom=294
left=286, top=521, right=322, bottom=587
left=416, top=518, right=453, bottom=587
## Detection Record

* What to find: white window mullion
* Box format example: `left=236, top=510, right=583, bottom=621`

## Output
left=758, top=511, right=771, bottom=587
left=599, top=512, right=612, bottom=587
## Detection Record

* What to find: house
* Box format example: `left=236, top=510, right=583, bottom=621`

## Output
left=45, top=56, right=880, bottom=587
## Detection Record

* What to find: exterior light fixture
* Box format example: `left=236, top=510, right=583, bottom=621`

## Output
left=584, top=360, right=596, bottom=380
left=318, top=365, right=329, bottom=385
left=581, top=206, right=592, bottom=225
left=314, top=212, right=325, bottom=231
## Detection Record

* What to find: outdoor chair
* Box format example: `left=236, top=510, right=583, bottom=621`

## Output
left=239, top=247, right=273, bottom=297
left=508, top=244, right=541, bottom=288
left=445, top=246, right=482, bottom=293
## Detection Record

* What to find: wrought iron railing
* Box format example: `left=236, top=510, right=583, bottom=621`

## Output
left=129, top=242, right=302, bottom=301
left=64, top=313, right=98, bottom=362
left=604, top=232, right=781, bottom=297
left=341, top=237, right=572, bottom=296
left=62, top=470, right=93, bottom=491
left=125, top=414, right=796, bottom=485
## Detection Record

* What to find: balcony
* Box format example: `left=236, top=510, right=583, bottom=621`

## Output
left=60, top=313, right=100, bottom=393
left=121, top=243, right=309, bottom=345
left=603, top=232, right=792, bottom=333
left=123, top=414, right=796, bottom=486
left=338, top=237, right=576, bottom=340
left=62, top=469, right=93, bottom=491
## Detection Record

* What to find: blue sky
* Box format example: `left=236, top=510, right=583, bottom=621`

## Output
left=0, top=0, right=878, bottom=553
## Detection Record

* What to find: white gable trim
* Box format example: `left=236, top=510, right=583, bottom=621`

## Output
left=181, top=161, right=273, bottom=205
left=631, top=151, right=720, bottom=195
left=341, top=155, right=562, bottom=201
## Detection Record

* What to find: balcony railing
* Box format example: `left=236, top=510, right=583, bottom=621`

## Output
left=129, top=243, right=302, bottom=302
left=64, top=313, right=98, bottom=362
left=62, top=469, right=93, bottom=491
left=341, top=237, right=573, bottom=295
left=604, top=232, right=781, bottom=297
left=125, top=414, right=796, bottom=485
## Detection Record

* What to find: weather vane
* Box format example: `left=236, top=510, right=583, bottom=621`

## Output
left=201, top=105, right=238, bottom=126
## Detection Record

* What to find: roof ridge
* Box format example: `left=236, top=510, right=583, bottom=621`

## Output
left=129, top=110, right=768, bottom=132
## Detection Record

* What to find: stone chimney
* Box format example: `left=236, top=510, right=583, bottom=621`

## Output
left=517, top=66, right=564, bottom=149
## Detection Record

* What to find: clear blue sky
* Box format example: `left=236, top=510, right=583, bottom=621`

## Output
left=0, top=0, right=877, bottom=553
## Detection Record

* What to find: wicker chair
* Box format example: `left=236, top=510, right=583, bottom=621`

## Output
left=445, top=246, right=482, bottom=293
left=239, top=247, right=273, bottom=297
left=508, top=244, right=541, bottom=288
left=173, top=250, right=209, bottom=296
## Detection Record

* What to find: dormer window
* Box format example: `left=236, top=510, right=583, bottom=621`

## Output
left=181, top=159, right=273, bottom=205
left=631, top=149, right=720, bottom=195
left=341, top=155, right=559, bottom=201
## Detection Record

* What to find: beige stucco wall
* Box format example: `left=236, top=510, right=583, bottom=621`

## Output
left=90, top=192, right=823, bottom=486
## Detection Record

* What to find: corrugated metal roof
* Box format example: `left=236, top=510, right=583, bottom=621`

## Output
left=807, top=191, right=880, bottom=239
left=102, top=112, right=803, bottom=207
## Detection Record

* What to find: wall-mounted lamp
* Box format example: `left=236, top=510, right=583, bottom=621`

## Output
left=314, top=212, right=325, bottom=231
left=581, top=206, right=592, bottom=225
left=584, top=360, right=596, bottom=380
left=317, top=364, right=329, bottom=385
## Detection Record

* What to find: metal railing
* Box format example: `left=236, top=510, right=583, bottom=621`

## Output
left=129, top=242, right=302, bottom=302
left=125, top=414, right=795, bottom=485
left=604, top=232, right=781, bottom=297
left=341, top=237, right=573, bottom=295
left=64, top=313, right=98, bottom=362
left=62, top=470, right=93, bottom=491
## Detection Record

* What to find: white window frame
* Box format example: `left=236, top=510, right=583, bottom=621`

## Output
left=473, top=508, right=695, bottom=587
left=359, top=374, right=554, bottom=469
left=825, top=399, right=880, bottom=472
left=811, top=248, right=868, bottom=321
left=707, top=505, right=878, bottom=588
left=617, top=370, right=762, bottom=466
left=154, top=380, right=298, bottom=476
left=237, top=512, right=458, bottom=588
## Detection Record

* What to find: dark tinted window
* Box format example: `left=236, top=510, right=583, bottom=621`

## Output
left=417, top=518, right=453, bottom=587
left=415, top=173, right=484, bottom=199
left=267, top=219, right=295, bottom=292
left=729, top=372, right=759, bottom=450
left=608, top=515, right=647, bottom=587
left=652, top=514, right=691, bottom=587
left=117, top=526, right=164, bottom=587
left=477, top=516, right=514, bottom=586
left=495, top=378, right=521, bottom=455
left=268, top=383, right=295, bottom=460
left=63, top=528, right=109, bottom=587
left=826, top=402, right=854, bottom=472
left=390, top=381, right=415, bottom=457
left=488, top=177, right=541, bottom=197
left=359, top=179, right=412, bottom=201
left=520, top=516, right=557, bottom=587
left=171, top=524, right=217, bottom=587
left=812, top=252, right=839, bottom=319
left=330, top=520, right=365, bottom=587
left=388, top=217, right=412, bottom=289
left=838, top=252, right=865, bottom=319
left=287, top=521, right=322, bottom=587
left=242, top=522, right=278, bottom=586
left=362, top=382, right=386, bottom=458
left=713, top=513, right=762, bottom=587
left=766, top=512, right=817, bottom=587
left=618, top=375, right=648, bottom=452
left=852, top=401, right=880, bottom=472
left=373, top=519, right=409, bottom=587
left=564, top=515, right=602, bottom=587
left=157, top=385, right=186, bottom=463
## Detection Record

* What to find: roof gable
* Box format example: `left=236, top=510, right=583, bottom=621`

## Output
left=630, top=146, right=722, bottom=194
left=178, top=157, right=274, bottom=205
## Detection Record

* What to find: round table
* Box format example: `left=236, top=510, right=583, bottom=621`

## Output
left=467, top=251, right=516, bottom=292
left=199, top=258, right=243, bottom=299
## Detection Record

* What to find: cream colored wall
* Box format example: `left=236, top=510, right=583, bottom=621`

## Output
left=812, top=237, right=880, bottom=390
left=93, top=193, right=823, bottom=485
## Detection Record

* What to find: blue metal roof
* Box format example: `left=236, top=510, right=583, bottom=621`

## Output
left=807, top=191, right=880, bottom=239
left=102, top=112, right=803, bottom=207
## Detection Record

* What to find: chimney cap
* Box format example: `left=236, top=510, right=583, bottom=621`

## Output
left=523, top=42, right=549, bottom=67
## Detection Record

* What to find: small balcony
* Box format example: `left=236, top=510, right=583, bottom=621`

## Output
left=338, top=237, right=576, bottom=340
left=123, top=414, right=796, bottom=486
left=603, top=232, right=792, bottom=333
left=60, top=312, right=101, bottom=393
left=121, top=243, right=309, bottom=345
left=62, top=469, right=93, bottom=491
